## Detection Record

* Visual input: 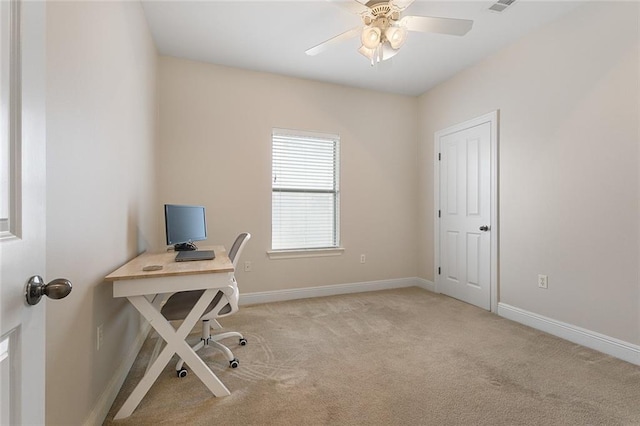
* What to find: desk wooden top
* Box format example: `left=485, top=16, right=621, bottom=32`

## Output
left=105, top=245, right=233, bottom=281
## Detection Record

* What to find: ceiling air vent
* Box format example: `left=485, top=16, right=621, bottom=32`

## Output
left=488, top=0, right=516, bottom=13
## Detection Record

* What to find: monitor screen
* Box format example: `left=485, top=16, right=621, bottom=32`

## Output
left=164, top=204, right=208, bottom=247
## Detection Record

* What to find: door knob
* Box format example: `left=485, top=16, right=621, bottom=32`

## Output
left=25, top=275, right=72, bottom=306
left=479, top=225, right=490, bottom=232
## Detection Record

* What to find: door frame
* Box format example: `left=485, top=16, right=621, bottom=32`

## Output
left=434, top=111, right=499, bottom=312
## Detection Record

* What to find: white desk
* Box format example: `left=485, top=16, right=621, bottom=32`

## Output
left=105, top=245, right=234, bottom=419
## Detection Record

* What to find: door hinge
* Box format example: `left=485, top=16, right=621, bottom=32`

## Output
left=438, top=153, right=441, bottom=161
left=438, top=267, right=441, bottom=275
left=438, top=210, right=441, bottom=218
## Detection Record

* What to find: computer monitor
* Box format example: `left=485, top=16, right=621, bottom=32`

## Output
left=164, top=204, right=207, bottom=251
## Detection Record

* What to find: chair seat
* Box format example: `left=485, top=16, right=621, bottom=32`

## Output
left=161, top=290, right=231, bottom=321
left=157, top=233, right=250, bottom=376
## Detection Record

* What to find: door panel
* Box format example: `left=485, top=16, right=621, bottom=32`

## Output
left=446, top=144, right=458, bottom=214
left=467, top=232, right=480, bottom=287
left=467, top=137, right=480, bottom=215
left=446, top=231, right=459, bottom=281
left=0, top=1, right=47, bottom=424
left=438, top=120, right=492, bottom=310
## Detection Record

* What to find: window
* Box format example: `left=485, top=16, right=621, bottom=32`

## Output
left=271, top=128, right=340, bottom=251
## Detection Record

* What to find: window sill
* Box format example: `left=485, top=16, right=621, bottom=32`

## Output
left=267, top=247, right=345, bottom=260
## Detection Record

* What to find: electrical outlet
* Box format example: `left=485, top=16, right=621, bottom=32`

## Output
left=97, top=324, right=104, bottom=351
left=360, top=254, right=366, bottom=264
left=244, top=261, right=252, bottom=272
left=538, top=274, right=548, bottom=289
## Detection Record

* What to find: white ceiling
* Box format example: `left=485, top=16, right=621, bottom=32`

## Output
left=141, top=1, right=582, bottom=96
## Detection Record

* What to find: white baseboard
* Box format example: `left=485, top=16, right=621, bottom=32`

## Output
left=498, top=303, right=640, bottom=366
left=240, top=277, right=428, bottom=306
left=83, top=323, right=152, bottom=426
left=415, top=277, right=436, bottom=292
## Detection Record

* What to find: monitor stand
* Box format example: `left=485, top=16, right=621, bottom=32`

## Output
left=174, top=242, right=197, bottom=251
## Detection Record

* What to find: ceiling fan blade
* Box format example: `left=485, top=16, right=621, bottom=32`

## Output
left=326, top=0, right=371, bottom=16
left=390, top=0, right=416, bottom=11
left=400, top=15, right=473, bottom=36
left=305, top=26, right=362, bottom=56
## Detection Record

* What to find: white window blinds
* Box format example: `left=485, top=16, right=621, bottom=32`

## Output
left=272, top=129, right=340, bottom=251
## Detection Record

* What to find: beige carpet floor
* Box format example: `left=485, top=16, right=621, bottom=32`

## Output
left=104, top=287, right=640, bottom=425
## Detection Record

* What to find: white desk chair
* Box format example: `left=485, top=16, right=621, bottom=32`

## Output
left=159, top=232, right=251, bottom=376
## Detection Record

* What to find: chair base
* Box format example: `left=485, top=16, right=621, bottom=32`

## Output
left=174, top=320, right=246, bottom=375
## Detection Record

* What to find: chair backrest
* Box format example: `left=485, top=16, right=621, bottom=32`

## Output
left=195, top=233, right=250, bottom=322
left=228, top=232, right=251, bottom=269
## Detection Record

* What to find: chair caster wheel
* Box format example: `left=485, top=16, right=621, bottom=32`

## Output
left=229, top=359, right=239, bottom=368
left=177, top=368, right=188, bottom=378
left=239, top=338, right=247, bottom=346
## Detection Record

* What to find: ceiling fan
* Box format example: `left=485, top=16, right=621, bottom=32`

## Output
left=305, top=0, right=473, bottom=65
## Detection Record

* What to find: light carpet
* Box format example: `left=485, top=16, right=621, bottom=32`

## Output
left=104, top=287, right=640, bottom=425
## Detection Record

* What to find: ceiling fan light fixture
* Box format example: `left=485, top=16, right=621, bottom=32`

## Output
left=381, top=43, right=400, bottom=60
left=359, top=43, right=399, bottom=66
left=358, top=44, right=382, bottom=66
left=361, top=26, right=382, bottom=49
left=359, top=45, right=380, bottom=66
left=385, top=25, right=407, bottom=49
left=358, top=45, right=375, bottom=60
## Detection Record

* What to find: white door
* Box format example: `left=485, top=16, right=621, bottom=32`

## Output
left=435, top=112, right=497, bottom=311
left=0, top=1, right=69, bottom=424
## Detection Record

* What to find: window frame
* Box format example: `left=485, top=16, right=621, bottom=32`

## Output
left=269, top=128, right=342, bottom=258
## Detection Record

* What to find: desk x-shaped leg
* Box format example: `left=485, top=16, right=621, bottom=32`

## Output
left=114, top=288, right=231, bottom=420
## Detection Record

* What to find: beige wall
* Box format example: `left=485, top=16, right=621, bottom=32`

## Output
left=157, top=57, right=419, bottom=293
left=418, top=3, right=639, bottom=344
left=45, top=2, right=158, bottom=425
